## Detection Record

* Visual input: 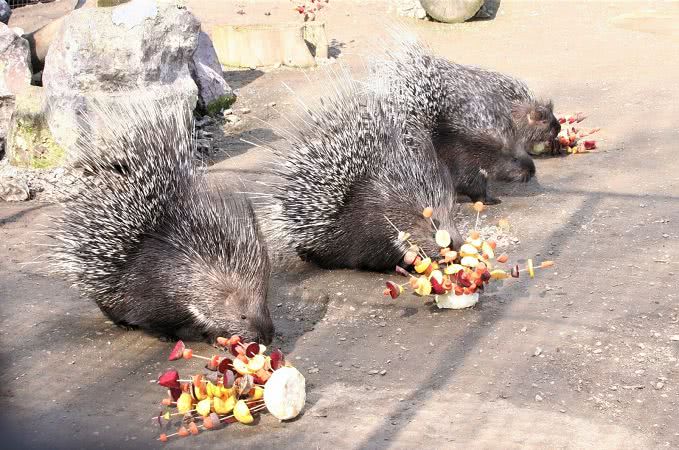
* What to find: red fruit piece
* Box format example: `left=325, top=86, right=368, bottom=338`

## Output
left=158, top=370, right=180, bottom=389
left=430, top=277, right=445, bottom=295
left=216, top=336, right=229, bottom=347
left=496, top=254, right=509, bottom=263
left=178, top=426, right=189, bottom=437
left=558, top=117, right=566, bottom=124
left=270, top=349, right=285, bottom=370
left=188, top=422, right=199, bottom=435
left=385, top=281, right=401, bottom=299
left=222, top=369, right=236, bottom=388
left=583, top=140, right=596, bottom=150
left=161, top=398, right=173, bottom=406
left=168, top=341, right=186, bottom=361
left=169, top=388, right=182, bottom=401
left=159, top=433, right=168, bottom=442
left=209, top=413, right=222, bottom=430
left=245, top=342, right=260, bottom=358
left=218, top=357, right=234, bottom=374
left=395, top=266, right=410, bottom=277
left=228, top=336, right=243, bottom=356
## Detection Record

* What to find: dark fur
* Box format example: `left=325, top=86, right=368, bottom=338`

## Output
left=434, top=126, right=535, bottom=204
left=273, top=87, right=464, bottom=272
left=49, top=96, right=274, bottom=344
left=373, top=39, right=561, bottom=202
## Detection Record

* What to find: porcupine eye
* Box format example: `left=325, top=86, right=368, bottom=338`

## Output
left=241, top=314, right=247, bottom=320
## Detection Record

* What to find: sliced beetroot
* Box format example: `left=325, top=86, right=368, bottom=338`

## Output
left=395, top=266, right=410, bottom=277
left=169, top=387, right=182, bottom=401
left=218, top=357, right=234, bottom=374
left=228, top=335, right=243, bottom=356
left=245, top=342, right=260, bottom=358
left=511, top=264, right=520, bottom=278
left=385, top=281, right=401, bottom=299
left=168, top=341, right=186, bottom=361
left=270, top=349, right=285, bottom=370
left=157, top=370, right=180, bottom=389
left=480, top=270, right=491, bottom=282
left=209, top=412, right=222, bottom=430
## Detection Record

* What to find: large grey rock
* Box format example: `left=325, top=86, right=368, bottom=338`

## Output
left=0, top=0, right=10, bottom=26
left=0, top=23, right=32, bottom=96
left=42, top=0, right=200, bottom=163
left=419, top=0, right=484, bottom=23
left=189, top=31, right=234, bottom=115
left=1, top=23, right=32, bottom=155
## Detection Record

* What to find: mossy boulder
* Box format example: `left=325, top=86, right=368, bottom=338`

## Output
left=6, top=85, right=65, bottom=169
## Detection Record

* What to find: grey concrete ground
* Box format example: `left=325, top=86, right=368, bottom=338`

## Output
left=1, top=1, right=678, bottom=449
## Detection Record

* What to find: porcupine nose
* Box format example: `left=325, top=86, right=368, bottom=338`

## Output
left=251, top=315, right=274, bottom=345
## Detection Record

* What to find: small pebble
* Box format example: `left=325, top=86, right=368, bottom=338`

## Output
left=533, top=347, right=543, bottom=357
left=535, top=394, right=543, bottom=402
left=379, top=370, right=387, bottom=376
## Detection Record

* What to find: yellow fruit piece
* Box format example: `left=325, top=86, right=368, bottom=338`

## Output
left=213, top=394, right=236, bottom=415
left=469, top=239, right=483, bottom=249
left=218, top=385, right=232, bottom=399
left=460, top=244, right=479, bottom=257
left=194, top=386, right=208, bottom=401
left=176, top=392, right=193, bottom=414
left=162, top=411, right=171, bottom=420
left=196, top=398, right=212, bottom=417
left=398, top=231, right=411, bottom=242
left=481, top=241, right=495, bottom=260
left=234, top=400, right=254, bottom=424
left=249, top=386, right=264, bottom=401
left=490, top=269, right=509, bottom=280
left=435, top=229, right=451, bottom=248
left=414, top=257, right=432, bottom=274
left=248, top=354, right=266, bottom=372
left=473, top=202, right=484, bottom=213
left=414, top=276, right=432, bottom=296
left=422, top=207, right=433, bottom=218
left=498, top=218, right=510, bottom=230
left=233, top=357, right=252, bottom=375
left=460, top=256, right=479, bottom=268
left=528, top=259, right=535, bottom=278
left=258, top=345, right=267, bottom=354
left=444, top=264, right=464, bottom=275
left=205, top=381, right=216, bottom=398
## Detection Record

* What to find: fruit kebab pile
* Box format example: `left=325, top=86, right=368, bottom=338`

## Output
left=530, top=112, right=600, bottom=156
left=152, top=336, right=305, bottom=442
left=383, top=202, right=554, bottom=309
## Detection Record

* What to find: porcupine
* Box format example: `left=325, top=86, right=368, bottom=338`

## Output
left=267, top=75, right=464, bottom=272
left=370, top=35, right=561, bottom=204
left=47, top=94, right=274, bottom=344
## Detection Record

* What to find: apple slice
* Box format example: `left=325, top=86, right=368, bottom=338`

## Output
left=435, top=229, right=451, bottom=248
left=157, top=370, right=180, bottom=389
left=385, top=280, right=402, bottom=299
left=168, top=341, right=186, bottom=361
left=263, top=366, right=306, bottom=421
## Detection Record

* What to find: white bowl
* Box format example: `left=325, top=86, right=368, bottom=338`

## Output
left=434, top=292, right=479, bottom=309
